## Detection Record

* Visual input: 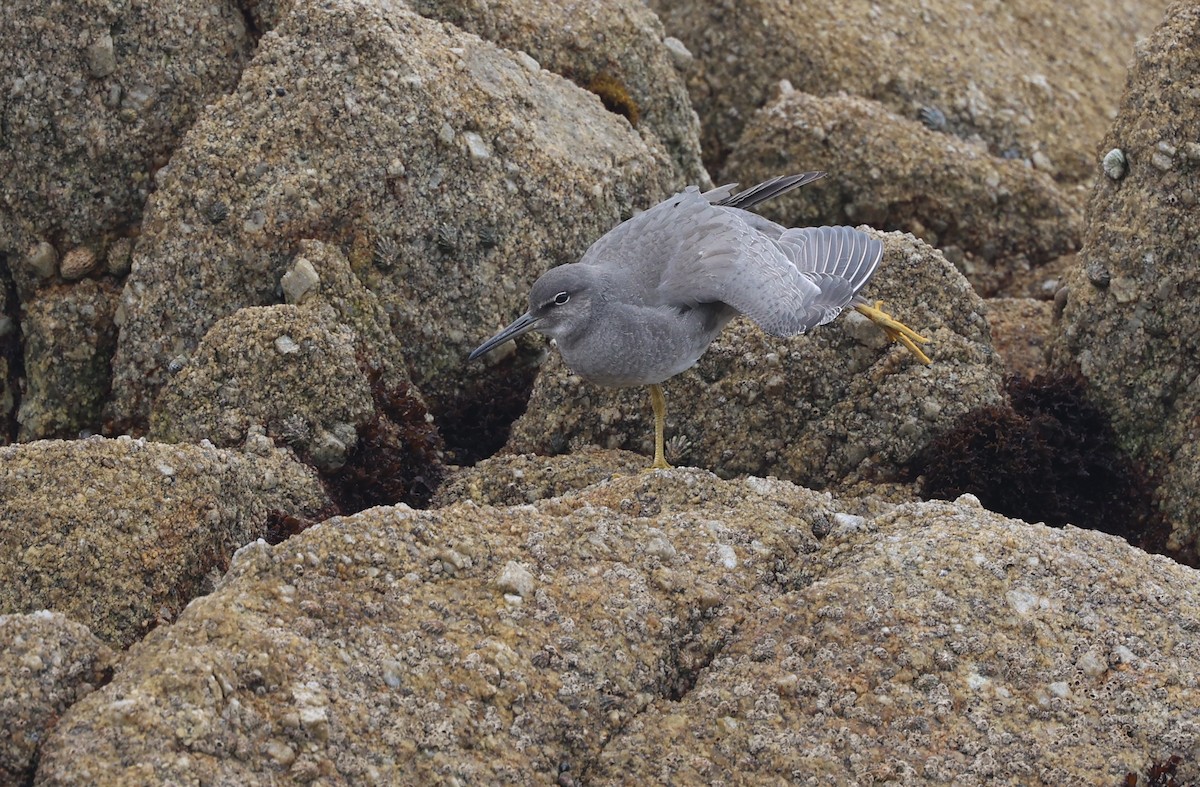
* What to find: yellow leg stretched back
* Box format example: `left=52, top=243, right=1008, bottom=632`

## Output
left=853, top=301, right=932, bottom=365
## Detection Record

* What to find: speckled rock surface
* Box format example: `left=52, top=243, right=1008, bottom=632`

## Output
left=432, top=447, right=650, bottom=507
left=986, top=298, right=1053, bottom=379
left=35, top=461, right=833, bottom=785
left=407, top=0, right=708, bottom=185
left=647, top=0, right=1169, bottom=183
left=282, top=240, right=417, bottom=396
left=0, top=0, right=252, bottom=298
left=1006, top=251, right=1079, bottom=302
left=591, top=495, right=1200, bottom=785
left=149, top=304, right=375, bottom=469
left=723, top=90, right=1082, bottom=296
left=151, top=240, right=428, bottom=471
left=17, top=279, right=121, bottom=440
left=1053, top=3, right=1200, bottom=560
left=0, top=611, right=113, bottom=785
left=0, top=268, right=15, bottom=440
left=33, top=457, right=1200, bottom=785
left=106, top=0, right=679, bottom=434
left=504, top=231, right=1006, bottom=486
left=0, top=437, right=330, bottom=648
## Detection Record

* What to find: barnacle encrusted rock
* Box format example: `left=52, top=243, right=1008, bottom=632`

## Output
left=724, top=91, right=1082, bottom=296
left=646, top=0, right=1169, bottom=182
left=405, top=0, right=707, bottom=185
left=0, top=0, right=252, bottom=297
left=149, top=304, right=376, bottom=470
left=0, top=437, right=330, bottom=648
left=0, top=612, right=114, bottom=785
left=1053, top=3, right=1200, bottom=560
left=32, top=457, right=1200, bottom=785
left=17, top=280, right=121, bottom=440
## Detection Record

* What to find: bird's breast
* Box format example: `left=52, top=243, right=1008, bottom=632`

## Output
left=554, top=303, right=732, bottom=387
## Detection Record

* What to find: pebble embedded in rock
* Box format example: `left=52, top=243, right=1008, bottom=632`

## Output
left=663, top=36, right=693, bottom=69
left=25, top=241, right=58, bottom=279
left=274, top=335, right=301, bottom=355
left=495, top=560, right=535, bottom=597
left=463, top=131, right=491, bottom=160
left=281, top=259, right=320, bottom=304
left=85, top=32, right=117, bottom=78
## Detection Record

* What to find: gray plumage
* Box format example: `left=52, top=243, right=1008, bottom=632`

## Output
left=469, top=173, right=884, bottom=388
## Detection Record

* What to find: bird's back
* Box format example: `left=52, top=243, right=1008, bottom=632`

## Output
left=575, top=187, right=721, bottom=306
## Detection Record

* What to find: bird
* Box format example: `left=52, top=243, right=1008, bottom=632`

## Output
left=469, top=172, right=931, bottom=469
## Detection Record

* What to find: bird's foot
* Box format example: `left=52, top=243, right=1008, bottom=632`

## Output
left=649, top=457, right=672, bottom=471
left=854, top=300, right=932, bottom=365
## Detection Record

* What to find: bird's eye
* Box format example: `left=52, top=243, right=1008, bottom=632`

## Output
left=553, top=291, right=570, bottom=305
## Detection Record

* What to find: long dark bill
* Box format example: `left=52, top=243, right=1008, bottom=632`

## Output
left=467, top=312, right=541, bottom=361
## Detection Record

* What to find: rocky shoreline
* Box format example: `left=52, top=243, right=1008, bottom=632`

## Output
left=2, top=0, right=1197, bottom=783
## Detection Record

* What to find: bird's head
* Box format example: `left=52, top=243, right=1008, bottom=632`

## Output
left=468, top=263, right=600, bottom=361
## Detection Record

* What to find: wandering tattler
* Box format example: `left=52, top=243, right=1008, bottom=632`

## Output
left=469, top=173, right=931, bottom=468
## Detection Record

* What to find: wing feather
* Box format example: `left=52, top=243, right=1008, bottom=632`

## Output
left=575, top=177, right=883, bottom=336
left=712, top=172, right=826, bottom=210
left=660, top=219, right=884, bottom=336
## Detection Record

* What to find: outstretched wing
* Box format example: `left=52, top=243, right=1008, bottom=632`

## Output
left=658, top=213, right=883, bottom=337
left=576, top=175, right=881, bottom=334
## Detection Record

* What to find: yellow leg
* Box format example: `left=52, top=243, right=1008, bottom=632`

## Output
left=649, top=383, right=671, bottom=470
left=853, top=300, right=933, bottom=365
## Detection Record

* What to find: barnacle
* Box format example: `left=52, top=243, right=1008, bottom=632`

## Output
left=203, top=198, right=229, bottom=224
left=1102, top=148, right=1128, bottom=180
left=665, top=433, right=691, bottom=464
left=373, top=236, right=399, bottom=269
left=918, top=106, right=947, bottom=131
left=435, top=223, right=460, bottom=252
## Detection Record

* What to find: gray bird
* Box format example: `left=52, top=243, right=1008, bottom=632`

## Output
left=469, top=173, right=930, bottom=468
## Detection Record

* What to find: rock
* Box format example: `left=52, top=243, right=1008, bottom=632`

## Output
left=723, top=91, right=1082, bottom=296
left=494, top=560, right=536, bottom=599
left=151, top=241, right=445, bottom=502
left=0, top=0, right=252, bottom=297
left=22, top=241, right=58, bottom=280
left=150, top=303, right=375, bottom=469
left=985, top=298, right=1053, bottom=378
left=0, top=273, right=15, bottom=439
left=17, top=280, right=121, bottom=440
left=0, top=611, right=114, bottom=785
left=591, top=495, right=1200, bottom=784
left=406, top=0, right=708, bottom=185
left=0, top=437, right=330, bottom=648
left=1005, top=249, right=1078, bottom=301
left=33, top=463, right=832, bottom=785
left=432, top=447, right=648, bottom=507
left=105, top=0, right=679, bottom=438
left=280, top=240, right=417, bottom=398
left=506, top=231, right=1005, bottom=486
left=646, top=0, right=1169, bottom=183
left=1052, top=4, right=1200, bottom=560
left=33, top=459, right=1200, bottom=785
